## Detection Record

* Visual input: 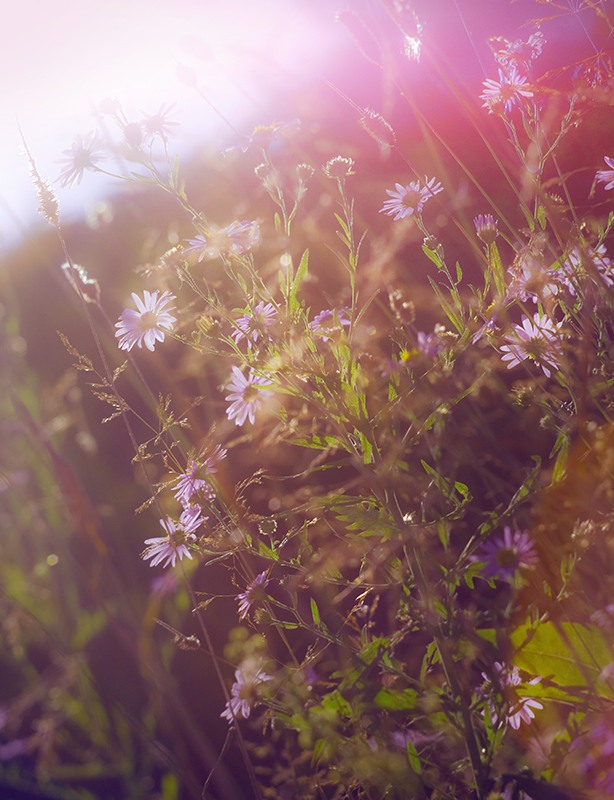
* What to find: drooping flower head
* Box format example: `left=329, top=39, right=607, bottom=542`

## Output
left=380, top=178, right=443, bottom=220
left=482, top=662, right=543, bottom=730
left=481, top=66, right=533, bottom=114
left=57, top=131, right=106, bottom=187
left=142, top=509, right=204, bottom=569
left=500, top=313, right=563, bottom=378
left=474, top=526, right=538, bottom=581
left=115, top=290, right=177, bottom=352
left=596, top=156, right=614, bottom=191
left=232, top=301, right=277, bottom=345
left=173, top=460, right=215, bottom=509
left=220, top=663, right=272, bottom=723
left=236, top=571, right=269, bottom=619
left=225, top=367, right=273, bottom=427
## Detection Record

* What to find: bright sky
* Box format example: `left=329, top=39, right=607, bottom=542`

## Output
left=0, top=0, right=337, bottom=248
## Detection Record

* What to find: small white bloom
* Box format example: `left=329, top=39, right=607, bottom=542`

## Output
left=115, top=290, right=177, bottom=352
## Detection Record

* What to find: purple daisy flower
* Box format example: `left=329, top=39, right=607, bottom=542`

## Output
left=480, top=66, right=533, bottom=114
left=57, top=131, right=105, bottom=187
left=500, top=313, right=563, bottom=378
left=232, top=301, right=277, bottom=345
left=473, top=214, right=499, bottom=245
left=115, top=290, right=177, bottom=352
left=236, top=571, right=269, bottom=619
left=225, top=367, right=273, bottom=427
left=596, top=156, right=614, bottom=191
left=474, top=526, right=537, bottom=581
left=173, top=460, right=215, bottom=509
left=380, top=178, right=443, bottom=220
left=184, top=220, right=260, bottom=262
left=482, top=662, right=543, bottom=731
left=308, top=308, right=351, bottom=342
left=221, top=664, right=272, bottom=723
left=142, top=509, right=204, bottom=569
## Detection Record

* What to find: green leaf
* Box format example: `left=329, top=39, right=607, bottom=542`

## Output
left=422, top=243, right=444, bottom=269
left=406, top=740, right=422, bottom=774
left=511, top=621, right=612, bottom=689
left=257, top=541, right=279, bottom=561
left=374, top=688, right=417, bottom=710
left=549, top=430, right=569, bottom=484
left=289, top=248, right=309, bottom=314
left=310, top=598, right=321, bottom=626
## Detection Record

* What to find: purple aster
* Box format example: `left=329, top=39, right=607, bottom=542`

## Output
left=140, top=102, right=178, bottom=143
left=308, top=308, right=351, bottom=342
left=482, top=662, right=543, bottom=731
left=232, top=301, right=277, bottom=345
left=481, top=66, right=533, bottom=114
left=500, top=313, right=563, bottom=378
left=380, top=177, right=443, bottom=220
left=173, top=460, right=215, bottom=509
left=474, top=526, right=537, bottom=581
left=417, top=325, right=448, bottom=357
left=493, top=31, right=545, bottom=70
left=115, top=290, right=177, bottom=352
left=142, top=509, right=204, bottom=569
left=596, top=156, right=614, bottom=191
left=236, top=571, right=269, bottom=619
left=561, top=243, right=613, bottom=295
left=473, top=214, right=499, bottom=245
left=225, top=367, right=273, bottom=427
left=57, top=131, right=105, bottom=187
left=184, top=220, right=260, bottom=262
left=507, top=257, right=562, bottom=304
left=221, top=665, right=272, bottom=723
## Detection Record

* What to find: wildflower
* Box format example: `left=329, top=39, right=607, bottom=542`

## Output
left=225, top=367, right=273, bottom=427
left=380, top=178, right=443, bottom=220
left=507, top=256, right=561, bottom=304
left=184, top=220, right=260, bottom=262
left=596, top=156, right=614, bottom=191
left=473, top=214, right=499, bottom=245
left=323, top=156, right=355, bottom=179
left=481, top=66, right=533, bottom=114
left=232, top=301, right=277, bottom=345
left=221, top=665, right=272, bottom=722
left=474, top=526, right=537, bottom=581
left=483, top=662, right=543, bottom=730
left=500, top=313, right=563, bottom=378
left=560, top=243, right=613, bottom=294
left=236, top=571, right=269, bottom=618
left=492, top=31, right=545, bottom=69
left=296, top=163, right=315, bottom=182
left=416, top=324, right=449, bottom=357
left=142, top=509, right=203, bottom=569
left=309, top=308, right=351, bottom=341
left=115, top=290, right=177, bottom=352
left=57, top=132, right=105, bottom=187
left=141, top=102, right=178, bottom=143
left=173, top=460, right=214, bottom=509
